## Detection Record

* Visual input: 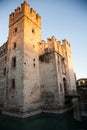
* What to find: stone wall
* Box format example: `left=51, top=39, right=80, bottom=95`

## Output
left=39, top=48, right=65, bottom=110
left=3, top=1, right=41, bottom=114
left=38, top=36, right=76, bottom=110
left=0, top=42, right=7, bottom=108
left=4, top=8, right=24, bottom=112
left=0, top=54, right=7, bottom=107
left=0, top=1, right=76, bottom=117
left=22, top=4, right=41, bottom=112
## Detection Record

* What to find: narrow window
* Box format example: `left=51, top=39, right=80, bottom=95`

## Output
left=15, top=27, right=17, bottom=33
left=32, top=29, right=34, bottom=33
left=33, top=63, right=35, bottom=68
left=4, top=67, right=6, bottom=76
left=11, top=79, right=15, bottom=89
left=33, top=45, right=35, bottom=48
left=12, top=57, right=16, bottom=68
left=60, top=83, right=63, bottom=93
left=63, top=78, right=67, bottom=94
left=33, top=58, right=35, bottom=61
left=13, top=42, right=16, bottom=49
left=62, top=58, right=66, bottom=74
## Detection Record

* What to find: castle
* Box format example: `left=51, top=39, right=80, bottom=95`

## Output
left=0, top=1, right=76, bottom=118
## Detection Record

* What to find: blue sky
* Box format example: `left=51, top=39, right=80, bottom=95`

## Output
left=0, top=0, right=87, bottom=79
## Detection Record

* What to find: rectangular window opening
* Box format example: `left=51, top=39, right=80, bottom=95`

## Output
left=12, top=57, right=16, bottom=68
left=4, top=67, right=6, bottom=76
left=11, top=79, right=15, bottom=89
left=15, top=27, right=17, bottom=33
left=13, top=42, right=16, bottom=49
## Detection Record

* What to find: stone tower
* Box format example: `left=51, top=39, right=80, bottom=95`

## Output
left=38, top=37, right=76, bottom=111
left=0, top=1, right=77, bottom=118
left=3, top=1, right=41, bottom=117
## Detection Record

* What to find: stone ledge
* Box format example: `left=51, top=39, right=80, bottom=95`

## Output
left=2, top=109, right=42, bottom=118
left=1, top=107, right=72, bottom=118
left=42, top=107, right=72, bottom=114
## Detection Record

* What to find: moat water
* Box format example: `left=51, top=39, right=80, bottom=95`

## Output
left=0, top=111, right=86, bottom=130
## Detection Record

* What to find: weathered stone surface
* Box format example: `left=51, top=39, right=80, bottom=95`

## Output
left=0, top=1, right=76, bottom=117
left=0, top=53, right=7, bottom=107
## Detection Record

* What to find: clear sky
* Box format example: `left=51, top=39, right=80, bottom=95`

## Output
left=0, top=0, right=87, bottom=79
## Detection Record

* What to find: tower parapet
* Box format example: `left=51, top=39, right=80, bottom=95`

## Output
left=62, top=39, right=71, bottom=52
left=9, top=1, right=41, bottom=28
left=38, top=36, right=71, bottom=58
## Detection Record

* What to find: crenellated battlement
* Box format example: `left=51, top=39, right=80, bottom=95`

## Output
left=30, top=8, right=36, bottom=16
left=0, top=42, right=8, bottom=57
left=9, top=1, right=30, bottom=19
left=62, top=39, right=70, bottom=47
left=9, top=1, right=41, bottom=28
left=38, top=36, right=71, bottom=57
left=62, top=39, right=71, bottom=53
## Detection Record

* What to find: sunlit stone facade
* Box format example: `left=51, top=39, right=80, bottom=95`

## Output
left=0, top=1, right=76, bottom=117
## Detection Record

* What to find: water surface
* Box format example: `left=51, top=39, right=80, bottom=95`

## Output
left=0, top=111, right=86, bottom=130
